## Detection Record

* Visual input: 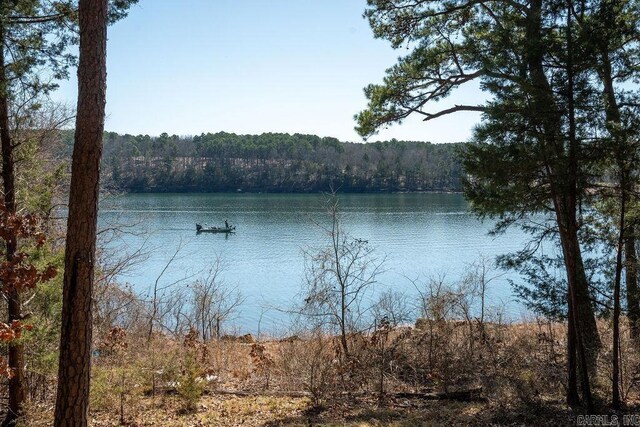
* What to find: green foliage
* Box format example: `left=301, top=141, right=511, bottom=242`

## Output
left=90, top=361, right=144, bottom=414
left=8, top=105, right=69, bottom=385
left=176, top=350, right=205, bottom=412
left=101, top=131, right=463, bottom=193
left=91, top=327, right=145, bottom=423
left=357, top=0, right=640, bottom=324
left=24, top=251, right=64, bottom=368
left=14, top=126, right=69, bottom=217
left=0, top=0, right=134, bottom=101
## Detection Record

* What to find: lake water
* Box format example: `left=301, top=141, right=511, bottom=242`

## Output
left=99, top=193, right=533, bottom=335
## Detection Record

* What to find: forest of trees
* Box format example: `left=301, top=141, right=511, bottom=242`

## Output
left=89, top=131, right=463, bottom=193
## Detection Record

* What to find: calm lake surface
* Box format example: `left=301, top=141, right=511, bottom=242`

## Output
left=99, top=193, right=532, bottom=335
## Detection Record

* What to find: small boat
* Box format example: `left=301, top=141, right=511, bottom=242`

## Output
left=196, top=223, right=236, bottom=233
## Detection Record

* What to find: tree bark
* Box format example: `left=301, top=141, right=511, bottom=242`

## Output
left=611, top=171, right=625, bottom=409
left=598, top=40, right=626, bottom=411
left=567, top=290, right=579, bottom=405
left=54, top=0, right=107, bottom=425
left=627, top=224, right=640, bottom=343
left=0, top=8, right=26, bottom=426
left=591, top=0, right=639, bottom=405
left=526, top=0, right=599, bottom=407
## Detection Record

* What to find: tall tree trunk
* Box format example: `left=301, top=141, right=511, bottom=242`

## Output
left=567, top=291, right=579, bottom=405
left=564, top=2, right=596, bottom=408
left=557, top=205, right=596, bottom=409
left=600, top=14, right=640, bottom=345
left=0, top=9, right=26, bottom=426
left=627, top=224, right=640, bottom=342
left=54, top=0, right=107, bottom=425
left=598, top=44, right=626, bottom=409
left=612, top=171, right=625, bottom=409
left=591, top=0, right=639, bottom=405
left=526, top=0, right=600, bottom=407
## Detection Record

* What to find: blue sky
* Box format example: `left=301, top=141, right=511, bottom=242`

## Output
left=52, top=0, right=483, bottom=143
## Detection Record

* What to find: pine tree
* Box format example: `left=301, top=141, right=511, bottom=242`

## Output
left=354, top=0, right=640, bottom=407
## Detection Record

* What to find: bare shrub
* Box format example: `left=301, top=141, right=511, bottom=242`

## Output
left=300, top=193, right=384, bottom=364
left=190, top=256, right=245, bottom=341
left=292, top=332, right=338, bottom=408
left=250, top=343, right=275, bottom=390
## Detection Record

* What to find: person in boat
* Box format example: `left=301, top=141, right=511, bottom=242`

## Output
left=225, top=219, right=229, bottom=229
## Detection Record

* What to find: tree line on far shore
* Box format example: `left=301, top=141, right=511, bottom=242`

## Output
left=79, top=131, right=463, bottom=193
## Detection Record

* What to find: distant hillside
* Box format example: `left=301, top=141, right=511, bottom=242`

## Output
left=92, top=131, right=463, bottom=193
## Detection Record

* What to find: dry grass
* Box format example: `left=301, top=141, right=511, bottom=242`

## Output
left=13, top=319, right=640, bottom=426
left=24, top=393, right=583, bottom=426
left=24, top=394, right=309, bottom=426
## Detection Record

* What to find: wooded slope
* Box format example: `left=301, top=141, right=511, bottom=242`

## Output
left=83, top=131, right=463, bottom=193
